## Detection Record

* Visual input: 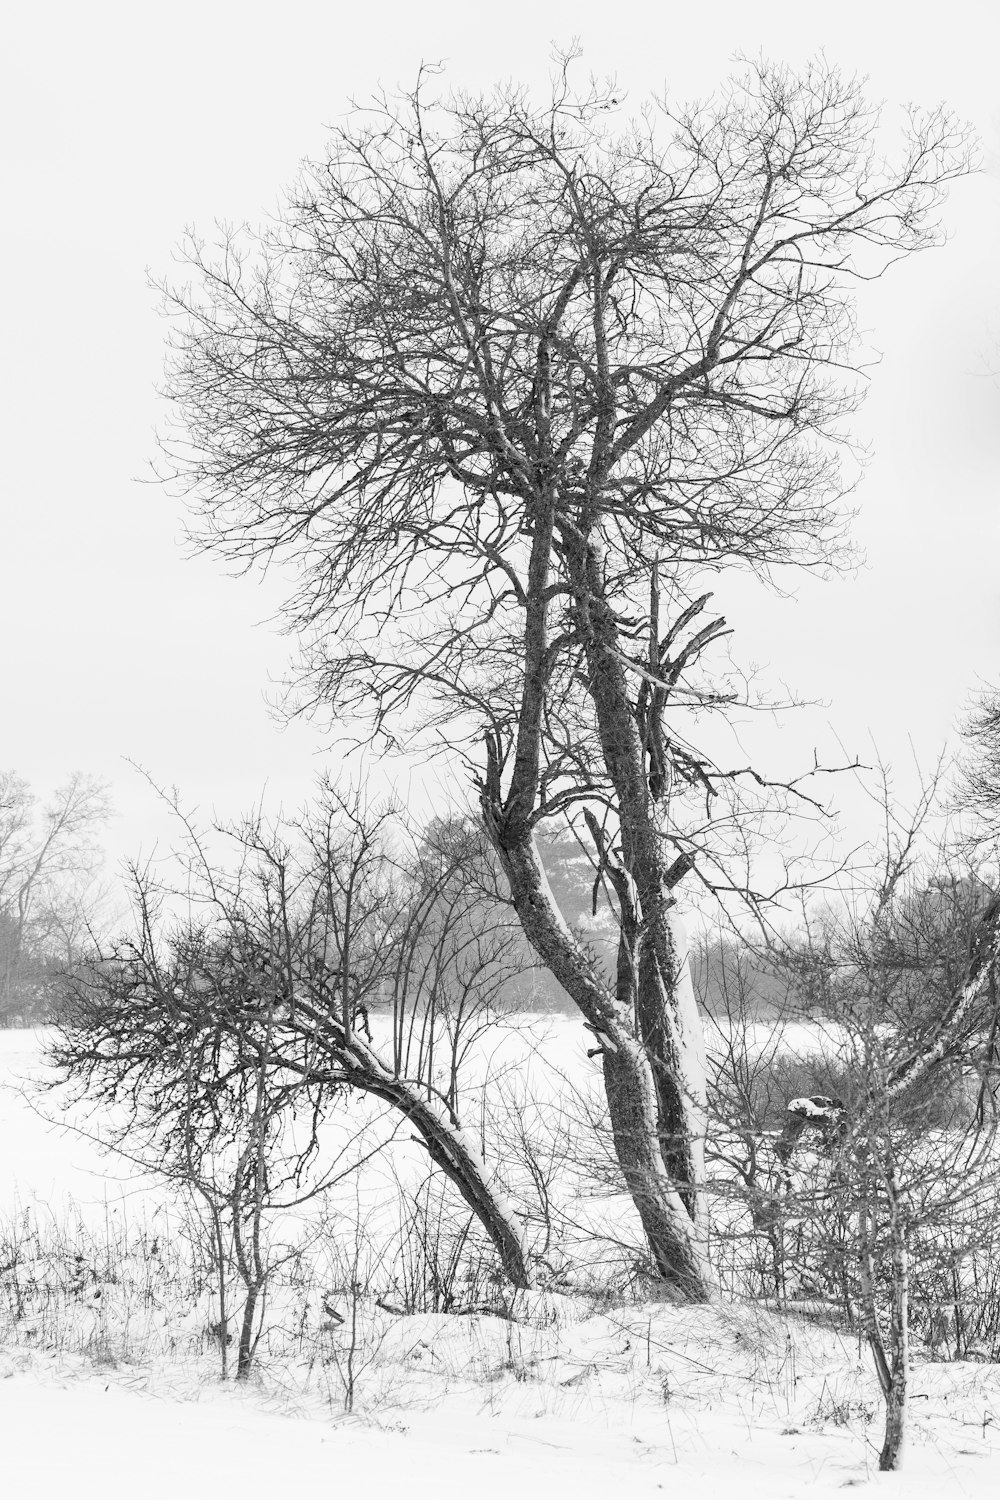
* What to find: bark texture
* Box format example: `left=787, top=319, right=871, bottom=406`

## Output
left=236, top=1287, right=258, bottom=1382
left=878, top=1165, right=909, bottom=1472
left=482, top=781, right=714, bottom=1300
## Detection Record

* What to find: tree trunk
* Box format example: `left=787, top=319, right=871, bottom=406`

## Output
left=477, top=509, right=714, bottom=1299
left=602, top=1040, right=714, bottom=1296
left=236, top=1285, right=259, bottom=1381
left=879, top=1165, right=909, bottom=1471
left=394, top=1090, right=533, bottom=1291
left=885, top=893, right=1000, bottom=1105
left=480, top=801, right=714, bottom=1300
left=574, top=535, right=712, bottom=1260
left=295, top=1010, right=535, bottom=1289
left=857, top=1155, right=909, bottom=1470
left=635, top=906, right=707, bottom=1219
left=879, top=1295, right=908, bottom=1469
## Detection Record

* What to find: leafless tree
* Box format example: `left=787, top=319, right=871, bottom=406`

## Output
left=51, top=783, right=535, bottom=1289
left=50, top=912, right=394, bottom=1379
left=160, top=56, right=972, bottom=1298
left=758, top=776, right=1000, bottom=1471
left=0, top=771, right=110, bottom=1022
left=956, top=688, right=1000, bottom=855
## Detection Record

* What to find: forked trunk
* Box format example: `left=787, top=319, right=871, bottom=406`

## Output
left=480, top=800, right=714, bottom=1301
left=479, top=513, right=714, bottom=1299
left=602, top=1039, right=713, bottom=1297
left=574, top=535, right=712, bottom=1283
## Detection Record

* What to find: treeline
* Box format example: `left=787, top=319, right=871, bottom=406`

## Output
left=0, top=772, right=109, bottom=1026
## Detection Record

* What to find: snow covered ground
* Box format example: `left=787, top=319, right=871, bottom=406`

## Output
left=6, top=1307, right=1000, bottom=1499
left=3, top=1025, right=1000, bottom=1498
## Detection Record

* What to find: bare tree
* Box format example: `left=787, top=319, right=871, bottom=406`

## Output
left=757, top=777, right=1000, bottom=1471
left=160, top=57, right=972, bottom=1298
left=774, top=1011, right=1000, bottom=1472
left=50, top=915, right=395, bottom=1379
left=956, top=688, right=1000, bottom=854
left=0, top=771, right=110, bottom=1022
left=51, top=784, right=535, bottom=1289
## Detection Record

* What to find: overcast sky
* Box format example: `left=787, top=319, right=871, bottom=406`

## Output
left=2, top=0, right=998, bottom=878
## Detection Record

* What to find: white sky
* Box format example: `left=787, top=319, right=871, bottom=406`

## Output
left=2, top=0, right=998, bottom=878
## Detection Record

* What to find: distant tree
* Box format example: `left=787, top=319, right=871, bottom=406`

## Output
left=0, top=771, right=110, bottom=1023
left=957, top=689, right=1000, bottom=851
left=161, top=56, right=971, bottom=1298
left=694, top=934, right=796, bottom=1021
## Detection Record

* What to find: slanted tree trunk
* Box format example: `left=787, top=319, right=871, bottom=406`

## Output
left=286, top=1000, right=534, bottom=1289
left=378, top=1081, right=533, bottom=1291
left=779, top=898, right=1000, bottom=1173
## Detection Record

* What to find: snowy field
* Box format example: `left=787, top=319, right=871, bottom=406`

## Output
left=3, top=1025, right=1000, bottom=1498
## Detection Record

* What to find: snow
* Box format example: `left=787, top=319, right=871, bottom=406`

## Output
left=4, top=1322, right=1000, bottom=1500
left=3, top=1026, right=1000, bottom=1497
left=787, top=1096, right=843, bottom=1119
